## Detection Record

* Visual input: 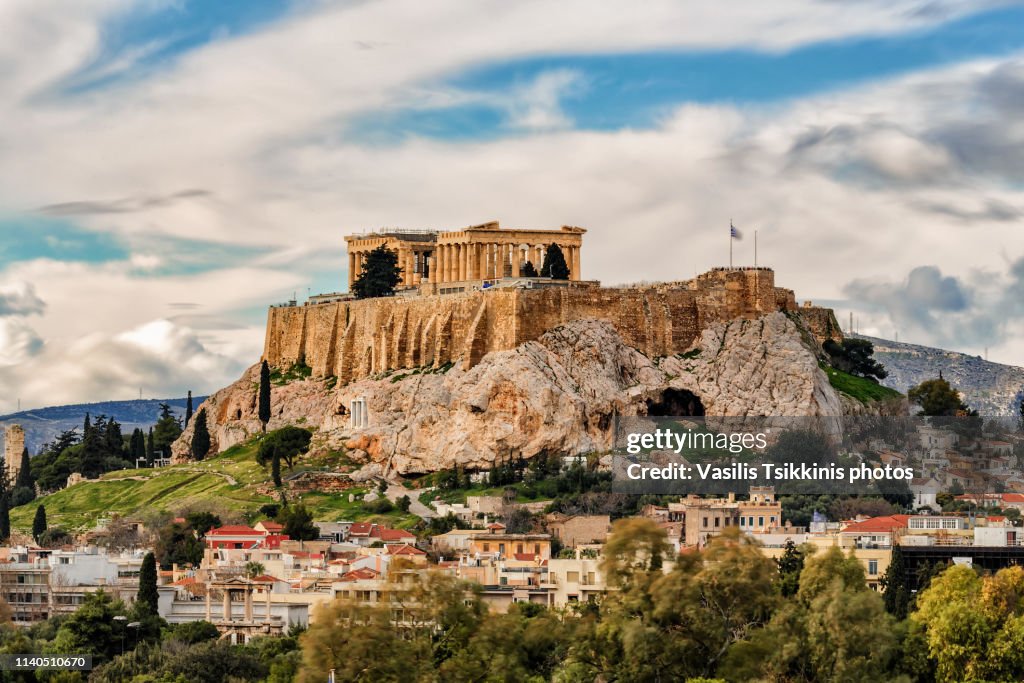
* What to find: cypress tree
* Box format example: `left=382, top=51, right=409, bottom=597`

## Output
left=271, top=453, right=282, bottom=488
left=185, top=391, right=193, bottom=427
left=882, top=544, right=910, bottom=619
left=0, top=496, right=9, bottom=543
left=520, top=260, right=538, bottom=277
left=146, top=428, right=154, bottom=463
left=540, top=243, right=570, bottom=280
left=259, top=360, right=271, bottom=434
left=191, top=409, right=211, bottom=461
left=0, top=464, right=10, bottom=542
left=137, top=552, right=159, bottom=615
left=32, top=504, right=46, bottom=542
left=16, top=448, right=33, bottom=490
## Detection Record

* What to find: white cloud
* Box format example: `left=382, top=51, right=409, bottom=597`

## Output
left=2, top=1, right=1024, bottom=410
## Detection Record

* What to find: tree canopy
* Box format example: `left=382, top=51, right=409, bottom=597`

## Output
left=352, top=244, right=403, bottom=299
left=540, top=243, right=570, bottom=280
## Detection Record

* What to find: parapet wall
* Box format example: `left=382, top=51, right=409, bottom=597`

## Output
left=263, top=268, right=842, bottom=383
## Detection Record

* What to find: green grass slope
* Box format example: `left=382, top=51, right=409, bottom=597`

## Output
left=11, top=438, right=419, bottom=532
left=820, top=363, right=903, bottom=404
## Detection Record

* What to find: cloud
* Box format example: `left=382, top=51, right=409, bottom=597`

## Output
left=0, top=319, right=44, bottom=366
left=0, top=318, right=247, bottom=409
left=2, top=1, right=1024, bottom=410
left=842, top=259, right=1024, bottom=355
left=0, top=281, right=45, bottom=317
left=37, top=188, right=211, bottom=216
left=504, top=69, right=585, bottom=131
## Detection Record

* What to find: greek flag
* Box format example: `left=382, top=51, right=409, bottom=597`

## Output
left=730, top=224, right=743, bottom=240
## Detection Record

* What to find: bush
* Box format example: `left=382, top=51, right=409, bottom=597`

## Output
left=362, top=498, right=395, bottom=514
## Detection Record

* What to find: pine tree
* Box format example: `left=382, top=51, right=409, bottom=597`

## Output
left=80, top=413, right=105, bottom=479
left=520, top=260, right=538, bottom=277
left=152, top=403, right=183, bottom=457
left=185, top=391, right=193, bottom=427
left=259, top=360, right=271, bottom=434
left=137, top=552, right=159, bottom=615
left=540, top=244, right=570, bottom=280
left=352, top=244, right=403, bottom=299
left=32, top=504, right=47, bottom=542
left=191, top=409, right=210, bottom=461
left=881, top=544, right=910, bottom=619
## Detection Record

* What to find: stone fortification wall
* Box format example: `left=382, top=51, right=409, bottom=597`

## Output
left=263, top=268, right=841, bottom=383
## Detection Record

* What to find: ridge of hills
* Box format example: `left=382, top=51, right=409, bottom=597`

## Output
left=853, top=334, right=1024, bottom=417
left=0, top=397, right=205, bottom=454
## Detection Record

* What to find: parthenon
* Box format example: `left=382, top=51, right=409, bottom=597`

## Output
left=344, top=221, right=585, bottom=294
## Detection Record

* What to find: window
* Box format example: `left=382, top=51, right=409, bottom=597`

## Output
left=758, top=516, right=764, bottom=527
left=534, top=544, right=541, bottom=555
left=59, top=557, right=70, bottom=565
left=739, top=517, right=745, bottom=527
left=567, top=571, right=580, bottom=583
left=483, top=543, right=490, bottom=552
left=868, top=560, right=879, bottom=575
left=749, top=516, right=754, bottom=527
left=516, top=544, right=523, bottom=554
left=703, top=517, right=709, bottom=528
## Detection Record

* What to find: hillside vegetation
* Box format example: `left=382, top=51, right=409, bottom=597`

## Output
left=10, top=437, right=418, bottom=532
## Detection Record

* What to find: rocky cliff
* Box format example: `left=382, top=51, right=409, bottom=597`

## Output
left=174, top=312, right=891, bottom=475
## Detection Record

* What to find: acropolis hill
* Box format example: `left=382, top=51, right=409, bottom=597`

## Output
left=263, top=221, right=841, bottom=383
left=177, top=221, right=884, bottom=471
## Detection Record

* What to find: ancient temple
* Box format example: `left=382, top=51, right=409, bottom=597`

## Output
left=344, top=221, right=585, bottom=293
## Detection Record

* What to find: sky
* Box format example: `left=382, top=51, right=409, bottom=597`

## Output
left=2, top=0, right=1024, bottom=412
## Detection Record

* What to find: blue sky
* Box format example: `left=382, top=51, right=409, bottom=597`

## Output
left=1, top=0, right=1024, bottom=411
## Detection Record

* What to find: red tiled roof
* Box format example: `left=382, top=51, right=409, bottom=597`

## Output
left=1001, top=493, right=1024, bottom=503
left=375, top=528, right=415, bottom=542
left=258, top=521, right=284, bottom=531
left=486, top=522, right=506, bottom=529
left=207, top=525, right=264, bottom=536
left=339, top=568, right=379, bottom=582
left=250, top=574, right=284, bottom=583
left=387, top=544, right=426, bottom=555
left=841, top=515, right=911, bottom=534
left=349, top=522, right=375, bottom=536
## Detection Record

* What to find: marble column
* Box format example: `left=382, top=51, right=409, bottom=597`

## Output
left=534, top=245, right=544, bottom=271
left=511, top=244, right=521, bottom=278
left=223, top=590, right=231, bottom=621
left=458, top=244, right=467, bottom=281
left=244, top=587, right=253, bottom=622
left=501, top=243, right=510, bottom=278
left=444, top=245, right=453, bottom=283
left=428, top=252, right=437, bottom=284
left=571, top=245, right=581, bottom=280
left=348, top=252, right=356, bottom=288
left=205, top=585, right=211, bottom=621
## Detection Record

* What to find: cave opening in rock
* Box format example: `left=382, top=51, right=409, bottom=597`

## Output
left=647, top=389, right=705, bottom=416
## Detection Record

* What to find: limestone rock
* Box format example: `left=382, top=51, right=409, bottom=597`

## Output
left=174, top=312, right=889, bottom=474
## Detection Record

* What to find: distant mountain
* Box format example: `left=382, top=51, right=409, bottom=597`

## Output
left=853, top=334, right=1024, bottom=417
left=0, top=397, right=206, bottom=455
